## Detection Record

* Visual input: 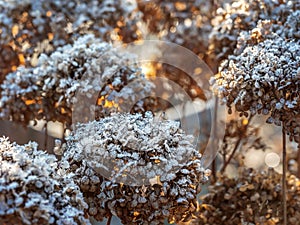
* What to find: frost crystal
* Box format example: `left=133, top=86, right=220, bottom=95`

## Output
left=0, top=35, right=154, bottom=127
left=212, top=37, right=300, bottom=142
left=208, top=0, right=300, bottom=64
left=0, top=0, right=141, bottom=79
left=0, top=137, right=90, bottom=225
left=61, top=112, right=209, bottom=224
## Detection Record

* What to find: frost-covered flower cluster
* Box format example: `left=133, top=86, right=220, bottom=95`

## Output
left=212, top=37, right=300, bottom=141
left=0, top=35, right=154, bottom=127
left=61, top=112, right=210, bottom=224
left=0, top=0, right=140, bottom=73
left=283, top=10, right=300, bottom=40
left=191, top=168, right=300, bottom=225
left=235, top=9, right=300, bottom=55
left=0, top=137, right=90, bottom=225
left=208, top=0, right=300, bottom=64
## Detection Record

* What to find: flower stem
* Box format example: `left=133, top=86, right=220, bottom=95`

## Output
left=106, top=215, right=112, bottom=225
left=297, top=144, right=300, bottom=178
left=44, top=122, right=48, bottom=150
left=282, top=127, right=287, bottom=225
left=211, top=97, right=219, bottom=182
left=221, top=115, right=253, bottom=173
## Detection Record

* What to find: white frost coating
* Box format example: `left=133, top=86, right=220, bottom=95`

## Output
left=61, top=112, right=210, bottom=224
left=213, top=37, right=300, bottom=128
left=209, top=0, right=300, bottom=61
left=0, top=137, right=90, bottom=225
left=0, top=34, right=154, bottom=128
left=0, top=0, right=141, bottom=51
left=65, top=112, right=203, bottom=185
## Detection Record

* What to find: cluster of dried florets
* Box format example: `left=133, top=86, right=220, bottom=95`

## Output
left=283, top=10, right=300, bottom=40
left=235, top=9, right=300, bottom=55
left=61, top=112, right=210, bottom=224
left=208, top=0, right=300, bottom=64
left=191, top=168, right=300, bottom=225
left=212, top=37, right=300, bottom=141
left=285, top=116, right=300, bottom=143
left=0, top=0, right=141, bottom=78
left=0, top=137, right=90, bottom=225
left=0, top=34, right=153, bottom=128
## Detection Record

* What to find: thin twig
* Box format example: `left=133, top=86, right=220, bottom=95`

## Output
left=61, top=123, right=65, bottom=140
left=211, top=158, right=216, bottom=183
left=211, top=97, right=219, bottom=182
left=106, top=214, right=112, bottom=225
left=282, top=127, right=287, bottom=225
left=220, top=134, right=242, bottom=173
left=297, top=144, right=300, bottom=178
left=220, top=115, right=253, bottom=173
left=222, top=149, right=227, bottom=166
left=44, top=122, right=48, bottom=150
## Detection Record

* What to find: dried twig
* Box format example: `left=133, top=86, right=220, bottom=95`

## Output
left=297, top=144, right=300, bottom=178
left=221, top=115, right=253, bottom=173
left=282, top=127, right=287, bottom=225
left=106, top=215, right=112, bottom=225
left=44, top=122, right=48, bottom=150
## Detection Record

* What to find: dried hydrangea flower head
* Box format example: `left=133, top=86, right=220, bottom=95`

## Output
left=236, top=8, right=300, bottom=55
left=0, top=137, right=90, bottom=225
left=61, top=112, right=210, bottom=224
left=234, top=20, right=281, bottom=56
left=284, top=10, right=300, bottom=40
left=212, top=37, right=300, bottom=133
left=0, top=0, right=141, bottom=75
left=208, top=0, right=300, bottom=65
left=0, top=34, right=154, bottom=128
left=191, top=168, right=300, bottom=225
